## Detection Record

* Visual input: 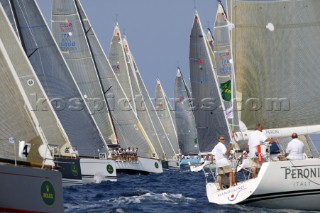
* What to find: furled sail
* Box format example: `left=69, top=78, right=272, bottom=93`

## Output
left=189, top=12, right=231, bottom=153
left=227, top=0, right=320, bottom=130
left=174, top=68, right=199, bottom=155
left=8, top=0, right=106, bottom=157
left=154, top=80, right=179, bottom=154
left=52, top=0, right=116, bottom=147
left=63, top=0, right=156, bottom=158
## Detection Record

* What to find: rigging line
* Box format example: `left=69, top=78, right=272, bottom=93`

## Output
left=74, top=0, right=118, bottom=146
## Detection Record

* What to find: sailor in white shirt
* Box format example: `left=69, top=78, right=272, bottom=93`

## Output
left=212, top=135, right=234, bottom=190
left=247, top=123, right=275, bottom=178
left=285, top=133, right=304, bottom=160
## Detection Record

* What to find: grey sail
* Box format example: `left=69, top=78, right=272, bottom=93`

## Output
left=108, top=24, right=136, bottom=112
left=213, top=2, right=241, bottom=143
left=0, top=7, right=42, bottom=162
left=9, top=0, right=106, bottom=157
left=66, top=0, right=156, bottom=158
left=52, top=0, right=116, bottom=147
left=174, top=68, right=199, bottom=155
left=189, top=12, right=231, bottom=153
left=154, top=79, right=179, bottom=154
left=123, top=36, right=166, bottom=159
left=1, top=0, right=75, bottom=155
left=227, top=0, right=320, bottom=130
left=0, top=0, right=19, bottom=40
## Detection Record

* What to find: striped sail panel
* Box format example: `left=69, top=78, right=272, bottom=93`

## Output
left=213, top=2, right=241, bottom=144
left=108, top=24, right=135, bottom=112
left=0, top=1, right=72, bottom=153
left=154, top=80, right=179, bottom=154
left=174, top=69, right=199, bottom=155
left=189, top=13, right=231, bottom=153
left=227, top=0, right=320, bottom=130
left=123, top=37, right=165, bottom=158
left=11, top=0, right=105, bottom=157
left=52, top=0, right=115, bottom=146
left=73, top=0, right=156, bottom=158
left=135, top=70, right=176, bottom=159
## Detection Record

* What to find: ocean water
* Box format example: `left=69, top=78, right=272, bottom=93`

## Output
left=63, top=167, right=310, bottom=213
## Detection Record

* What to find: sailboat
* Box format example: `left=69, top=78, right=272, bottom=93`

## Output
left=0, top=5, right=63, bottom=212
left=205, top=0, right=320, bottom=210
left=189, top=11, right=231, bottom=155
left=52, top=0, right=162, bottom=174
left=174, top=68, right=200, bottom=164
left=6, top=0, right=117, bottom=184
left=122, top=36, right=168, bottom=161
left=154, top=79, right=180, bottom=167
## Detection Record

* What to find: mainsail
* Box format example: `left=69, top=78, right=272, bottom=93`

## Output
left=52, top=0, right=116, bottom=147
left=0, top=6, right=44, bottom=162
left=174, top=68, right=199, bottom=155
left=189, top=12, right=231, bottom=153
left=108, top=24, right=136, bottom=112
left=8, top=0, right=106, bottom=157
left=213, top=2, right=241, bottom=143
left=154, top=80, right=179, bottom=154
left=1, top=0, right=80, bottom=156
left=56, top=0, right=156, bottom=158
left=123, top=36, right=166, bottom=158
left=227, top=0, right=320, bottom=130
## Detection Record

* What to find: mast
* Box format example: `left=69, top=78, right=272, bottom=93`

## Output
left=74, top=0, right=118, bottom=148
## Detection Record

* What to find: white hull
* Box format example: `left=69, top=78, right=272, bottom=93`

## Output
left=0, top=164, right=64, bottom=212
left=206, top=159, right=320, bottom=210
left=115, top=157, right=163, bottom=174
left=168, top=159, right=180, bottom=168
left=80, top=158, right=117, bottom=184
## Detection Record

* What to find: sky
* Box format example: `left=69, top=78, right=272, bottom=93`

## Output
left=36, top=0, right=223, bottom=102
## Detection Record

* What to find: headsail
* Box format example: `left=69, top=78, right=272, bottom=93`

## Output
left=174, top=68, right=199, bottom=155
left=189, top=12, right=231, bottom=152
left=227, top=0, right=320, bottom=130
left=154, top=79, right=179, bottom=154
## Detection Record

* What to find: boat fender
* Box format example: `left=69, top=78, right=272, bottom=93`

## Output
left=257, top=145, right=262, bottom=163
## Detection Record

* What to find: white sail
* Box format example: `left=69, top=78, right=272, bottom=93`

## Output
left=155, top=79, right=179, bottom=155
left=123, top=36, right=166, bottom=159
left=174, top=68, right=199, bottom=155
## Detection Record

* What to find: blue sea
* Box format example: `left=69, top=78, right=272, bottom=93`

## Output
left=63, top=167, right=311, bottom=213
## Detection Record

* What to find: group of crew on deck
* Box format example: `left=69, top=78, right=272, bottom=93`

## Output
left=212, top=123, right=305, bottom=190
left=110, top=147, right=139, bottom=163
